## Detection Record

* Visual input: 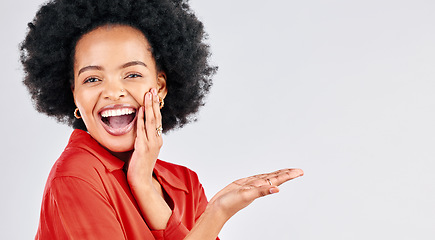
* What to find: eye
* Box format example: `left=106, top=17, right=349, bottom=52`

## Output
left=83, top=77, right=101, bottom=84
left=125, top=73, right=142, bottom=79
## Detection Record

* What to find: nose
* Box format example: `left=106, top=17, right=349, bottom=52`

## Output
left=103, top=79, right=125, bottom=101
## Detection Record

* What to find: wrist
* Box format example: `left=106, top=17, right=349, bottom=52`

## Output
left=203, top=201, right=230, bottom=224
left=128, top=176, right=154, bottom=192
left=185, top=202, right=228, bottom=240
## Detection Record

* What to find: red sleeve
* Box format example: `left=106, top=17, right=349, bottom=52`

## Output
left=36, top=176, right=125, bottom=240
left=150, top=210, right=189, bottom=240
left=150, top=167, right=220, bottom=240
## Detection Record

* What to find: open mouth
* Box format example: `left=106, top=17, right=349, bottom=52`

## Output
left=99, top=106, right=137, bottom=136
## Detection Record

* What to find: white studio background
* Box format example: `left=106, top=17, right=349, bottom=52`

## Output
left=1, top=0, right=435, bottom=239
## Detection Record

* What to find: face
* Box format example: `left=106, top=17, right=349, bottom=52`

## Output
left=73, top=25, right=167, bottom=153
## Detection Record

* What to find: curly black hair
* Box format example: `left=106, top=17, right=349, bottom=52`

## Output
left=21, top=0, right=216, bottom=132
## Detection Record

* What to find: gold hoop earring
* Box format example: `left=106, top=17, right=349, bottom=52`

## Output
left=159, top=97, right=164, bottom=109
left=74, top=108, right=82, bottom=119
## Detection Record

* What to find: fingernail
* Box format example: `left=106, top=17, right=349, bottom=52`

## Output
left=152, top=88, right=157, bottom=95
left=148, top=92, right=152, bottom=100
left=269, top=187, right=279, bottom=194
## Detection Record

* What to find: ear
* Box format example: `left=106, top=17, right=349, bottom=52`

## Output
left=157, top=72, right=167, bottom=99
left=71, top=84, right=77, bottom=105
left=70, top=85, right=77, bottom=106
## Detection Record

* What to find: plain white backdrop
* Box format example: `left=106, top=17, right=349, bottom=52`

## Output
left=1, top=0, right=435, bottom=239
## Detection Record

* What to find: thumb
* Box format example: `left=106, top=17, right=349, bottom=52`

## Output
left=252, top=185, right=280, bottom=199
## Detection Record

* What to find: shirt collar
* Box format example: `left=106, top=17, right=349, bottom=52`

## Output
left=68, top=130, right=189, bottom=193
left=68, top=129, right=125, bottom=172
left=154, top=160, right=189, bottom=193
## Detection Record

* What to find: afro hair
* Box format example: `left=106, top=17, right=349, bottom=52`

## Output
left=20, top=0, right=216, bottom=133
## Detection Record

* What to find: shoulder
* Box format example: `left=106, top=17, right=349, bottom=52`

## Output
left=51, top=147, right=105, bottom=179
left=43, top=146, right=108, bottom=193
left=45, top=130, right=124, bottom=186
left=156, top=159, right=199, bottom=179
left=155, top=160, right=204, bottom=192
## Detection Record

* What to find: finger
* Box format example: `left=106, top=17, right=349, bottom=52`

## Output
left=240, top=185, right=280, bottom=204
left=144, top=92, right=156, bottom=140
left=267, top=168, right=304, bottom=186
left=134, top=106, right=146, bottom=152
left=236, top=169, right=304, bottom=188
left=151, top=89, right=162, bottom=124
left=136, top=106, right=145, bottom=137
left=151, top=89, right=163, bottom=143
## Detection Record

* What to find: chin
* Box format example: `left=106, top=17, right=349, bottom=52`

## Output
left=103, top=135, right=135, bottom=153
left=107, top=144, right=134, bottom=153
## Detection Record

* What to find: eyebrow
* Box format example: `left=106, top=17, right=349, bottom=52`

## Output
left=121, top=61, right=147, bottom=69
left=77, top=65, right=103, bottom=76
left=77, top=61, right=148, bottom=77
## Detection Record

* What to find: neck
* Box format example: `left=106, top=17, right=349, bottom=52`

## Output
left=110, top=150, right=134, bottom=162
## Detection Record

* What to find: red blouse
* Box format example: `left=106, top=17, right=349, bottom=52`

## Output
left=36, top=129, right=213, bottom=240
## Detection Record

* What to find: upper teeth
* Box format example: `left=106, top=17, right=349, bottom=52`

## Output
left=101, top=108, right=135, bottom=117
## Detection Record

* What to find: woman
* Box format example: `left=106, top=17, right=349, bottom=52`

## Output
left=21, top=0, right=303, bottom=239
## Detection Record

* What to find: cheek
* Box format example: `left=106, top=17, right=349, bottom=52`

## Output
left=74, top=90, right=98, bottom=120
left=126, top=82, right=155, bottom=105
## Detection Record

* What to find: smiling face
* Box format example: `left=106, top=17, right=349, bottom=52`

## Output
left=73, top=25, right=166, bottom=154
